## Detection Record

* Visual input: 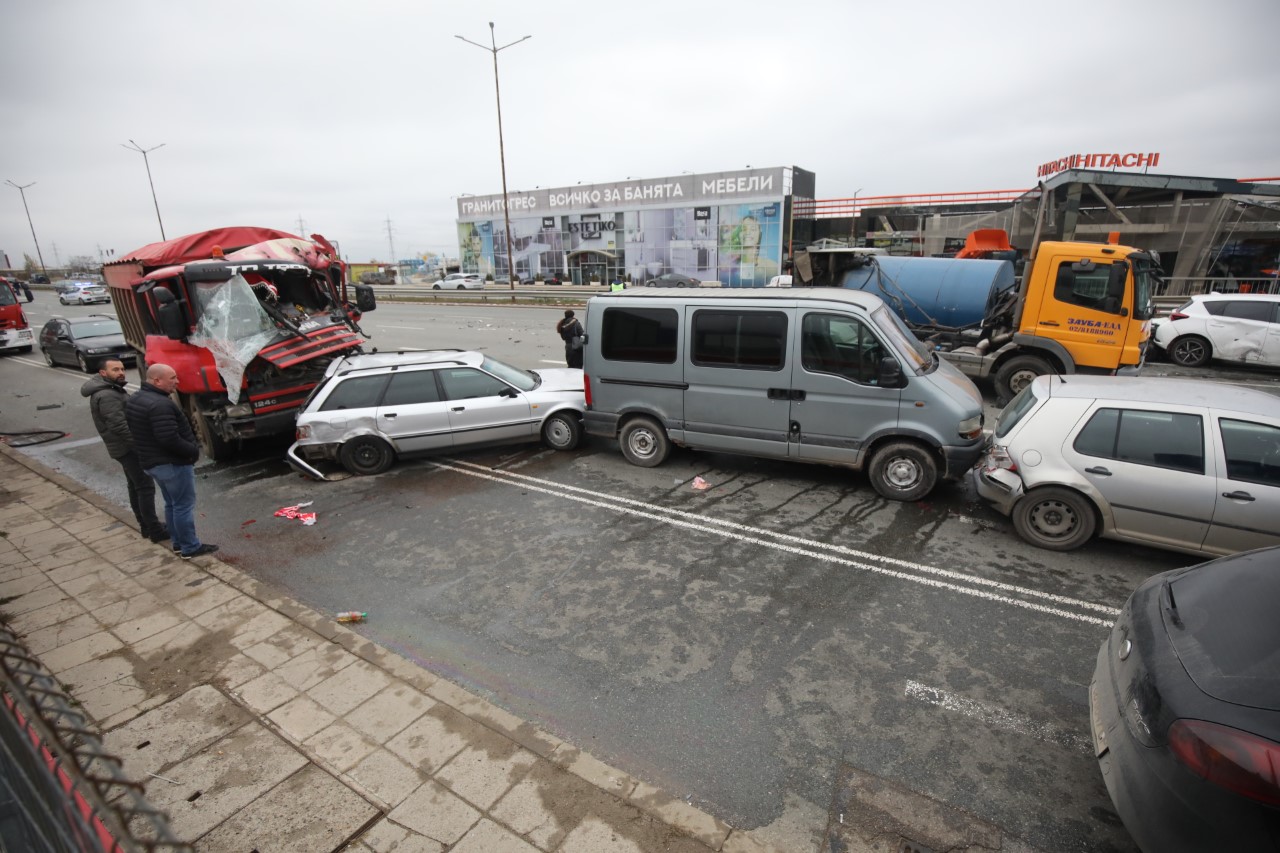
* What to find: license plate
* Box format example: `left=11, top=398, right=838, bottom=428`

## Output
left=1089, top=680, right=1109, bottom=758
left=17, top=330, right=32, bottom=340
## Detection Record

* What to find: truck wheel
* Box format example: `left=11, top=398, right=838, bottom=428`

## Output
left=339, top=436, right=395, bottom=475
left=1012, top=486, right=1096, bottom=551
left=867, top=440, right=937, bottom=502
left=541, top=411, right=583, bottom=451
left=619, top=416, right=671, bottom=467
left=182, top=394, right=233, bottom=462
left=1168, top=335, right=1211, bottom=368
left=994, top=355, right=1052, bottom=404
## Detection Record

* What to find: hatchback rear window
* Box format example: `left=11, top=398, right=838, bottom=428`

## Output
left=1220, top=300, right=1276, bottom=322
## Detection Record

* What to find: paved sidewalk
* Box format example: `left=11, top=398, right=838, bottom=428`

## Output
left=0, top=444, right=780, bottom=853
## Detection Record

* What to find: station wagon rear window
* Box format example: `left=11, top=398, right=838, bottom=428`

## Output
left=691, top=310, right=786, bottom=370
left=601, top=307, right=678, bottom=363
left=319, top=375, right=389, bottom=411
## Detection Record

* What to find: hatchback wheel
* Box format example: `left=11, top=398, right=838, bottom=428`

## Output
left=1013, top=486, right=1097, bottom=551
left=339, top=436, right=395, bottom=476
left=1168, top=335, right=1211, bottom=368
left=433, top=284, right=442, bottom=290
left=619, top=416, right=670, bottom=467
left=541, top=411, right=582, bottom=451
left=59, top=296, right=69, bottom=305
left=456, top=284, right=466, bottom=290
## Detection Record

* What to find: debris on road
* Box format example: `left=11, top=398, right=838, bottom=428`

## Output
left=692, top=476, right=711, bottom=491
left=336, top=611, right=367, bottom=623
left=275, top=501, right=317, bottom=525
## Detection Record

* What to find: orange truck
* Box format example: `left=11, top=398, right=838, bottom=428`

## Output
left=105, top=227, right=376, bottom=459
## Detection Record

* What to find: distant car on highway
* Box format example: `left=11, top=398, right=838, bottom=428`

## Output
left=30, top=273, right=50, bottom=284
left=38, top=315, right=135, bottom=372
left=1151, top=293, right=1280, bottom=368
left=1091, top=545, right=1280, bottom=852
left=645, top=273, right=700, bottom=287
left=56, top=281, right=110, bottom=304
left=433, top=273, right=484, bottom=290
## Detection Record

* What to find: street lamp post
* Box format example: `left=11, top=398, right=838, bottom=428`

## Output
left=5, top=180, right=48, bottom=276
left=456, top=23, right=530, bottom=291
left=121, top=140, right=167, bottom=240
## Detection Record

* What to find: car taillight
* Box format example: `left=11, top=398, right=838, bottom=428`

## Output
left=1168, top=719, right=1280, bottom=807
left=1169, top=311, right=1189, bottom=321
left=296, top=424, right=311, bottom=440
left=985, top=443, right=1016, bottom=472
left=583, top=374, right=592, bottom=407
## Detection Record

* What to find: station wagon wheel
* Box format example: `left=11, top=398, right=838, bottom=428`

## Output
left=619, top=416, right=671, bottom=467
left=541, top=411, right=583, bottom=451
left=76, top=352, right=91, bottom=373
left=1012, top=486, right=1097, bottom=551
left=867, top=440, right=938, bottom=502
left=43, top=347, right=55, bottom=367
left=1168, top=335, right=1211, bottom=368
left=339, top=435, right=395, bottom=476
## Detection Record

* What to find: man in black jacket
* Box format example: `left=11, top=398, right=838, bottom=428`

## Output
left=80, top=359, right=165, bottom=542
left=124, top=363, right=218, bottom=559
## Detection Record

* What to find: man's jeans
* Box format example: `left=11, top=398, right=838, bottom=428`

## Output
left=117, top=451, right=160, bottom=535
left=146, top=463, right=201, bottom=555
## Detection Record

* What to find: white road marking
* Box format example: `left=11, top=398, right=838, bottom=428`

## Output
left=432, top=459, right=1117, bottom=627
left=4, top=356, right=89, bottom=380
left=905, top=680, right=1093, bottom=754
left=28, top=436, right=102, bottom=451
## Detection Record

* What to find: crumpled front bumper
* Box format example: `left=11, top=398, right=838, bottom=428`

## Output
left=972, top=465, right=1024, bottom=517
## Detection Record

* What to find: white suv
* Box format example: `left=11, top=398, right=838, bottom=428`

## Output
left=433, top=273, right=484, bottom=290
left=287, top=350, right=585, bottom=478
left=1152, top=292, right=1280, bottom=368
left=975, top=375, right=1280, bottom=556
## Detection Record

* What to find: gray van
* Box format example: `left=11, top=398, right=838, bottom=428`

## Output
left=582, top=288, right=986, bottom=501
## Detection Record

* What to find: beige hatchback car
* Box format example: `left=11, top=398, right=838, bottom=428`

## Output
left=975, top=375, right=1280, bottom=556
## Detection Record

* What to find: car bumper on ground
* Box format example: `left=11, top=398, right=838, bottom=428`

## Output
left=285, top=441, right=332, bottom=480
left=973, top=465, right=1023, bottom=515
left=1, top=328, right=34, bottom=350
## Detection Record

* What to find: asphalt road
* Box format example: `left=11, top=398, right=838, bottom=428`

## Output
left=4, top=298, right=1278, bottom=851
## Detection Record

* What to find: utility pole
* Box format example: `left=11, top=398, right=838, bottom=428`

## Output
left=384, top=216, right=397, bottom=266
left=121, top=140, right=167, bottom=240
left=5, top=180, right=47, bottom=275
left=456, top=22, right=531, bottom=291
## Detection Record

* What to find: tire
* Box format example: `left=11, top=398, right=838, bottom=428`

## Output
left=182, top=393, right=233, bottom=462
left=43, top=347, right=55, bottom=366
left=456, top=284, right=465, bottom=290
left=994, top=355, right=1052, bottom=404
left=339, top=435, right=395, bottom=476
left=433, top=284, right=442, bottom=290
left=619, top=416, right=671, bottom=468
left=1168, top=335, right=1211, bottom=368
left=541, top=411, right=583, bottom=451
left=1012, top=486, right=1097, bottom=551
left=867, top=440, right=938, bottom=502
left=59, top=296, right=69, bottom=305
left=76, top=352, right=91, bottom=373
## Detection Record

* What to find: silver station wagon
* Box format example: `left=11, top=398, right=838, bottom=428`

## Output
left=976, top=375, right=1280, bottom=556
left=287, top=350, right=585, bottom=478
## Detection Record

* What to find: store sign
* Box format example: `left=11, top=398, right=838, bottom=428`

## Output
left=1037, top=152, right=1161, bottom=178
left=568, top=219, right=616, bottom=238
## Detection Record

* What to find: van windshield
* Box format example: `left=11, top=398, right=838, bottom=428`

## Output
left=870, top=306, right=929, bottom=371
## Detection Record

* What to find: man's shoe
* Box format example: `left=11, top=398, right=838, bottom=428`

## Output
left=149, top=527, right=171, bottom=543
left=181, top=544, right=219, bottom=559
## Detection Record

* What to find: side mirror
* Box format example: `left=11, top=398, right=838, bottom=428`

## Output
left=499, top=386, right=518, bottom=398
left=877, top=357, right=906, bottom=388
left=354, top=283, right=377, bottom=313
left=157, top=301, right=186, bottom=341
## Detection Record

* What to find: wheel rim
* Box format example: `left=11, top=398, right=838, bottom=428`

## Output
left=43, top=349, right=54, bottom=365
left=1027, top=498, right=1079, bottom=540
left=1172, top=339, right=1205, bottom=365
left=77, top=354, right=87, bottom=371
left=353, top=443, right=383, bottom=468
left=545, top=418, right=571, bottom=448
left=882, top=455, right=923, bottom=490
left=1006, top=368, right=1039, bottom=396
left=627, top=427, right=657, bottom=460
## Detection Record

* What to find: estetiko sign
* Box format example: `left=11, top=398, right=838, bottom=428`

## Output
left=1037, top=152, right=1161, bottom=178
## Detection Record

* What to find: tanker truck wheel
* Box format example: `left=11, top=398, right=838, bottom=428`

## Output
left=994, top=355, right=1052, bottom=405
left=182, top=393, right=233, bottom=462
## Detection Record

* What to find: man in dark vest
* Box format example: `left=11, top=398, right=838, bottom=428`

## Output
left=124, top=363, right=219, bottom=559
left=80, top=359, right=165, bottom=542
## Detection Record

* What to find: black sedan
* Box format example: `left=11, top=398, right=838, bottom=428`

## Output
left=38, top=315, right=137, bottom=373
left=1090, top=547, right=1280, bottom=851
left=645, top=272, right=700, bottom=287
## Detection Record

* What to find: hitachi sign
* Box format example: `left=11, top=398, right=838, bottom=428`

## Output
left=1037, top=152, right=1161, bottom=178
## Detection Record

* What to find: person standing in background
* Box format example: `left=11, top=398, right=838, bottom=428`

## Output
left=556, top=309, right=585, bottom=368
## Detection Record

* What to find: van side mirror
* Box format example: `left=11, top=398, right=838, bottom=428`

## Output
left=354, top=283, right=377, bottom=312
left=877, top=357, right=905, bottom=388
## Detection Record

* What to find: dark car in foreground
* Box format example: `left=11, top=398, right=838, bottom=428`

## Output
left=38, top=315, right=136, bottom=373
left=1090, top=546, right=1280, bottom=851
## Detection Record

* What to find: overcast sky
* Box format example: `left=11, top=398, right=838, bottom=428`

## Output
left=3, top=0, right=1277, bottom=267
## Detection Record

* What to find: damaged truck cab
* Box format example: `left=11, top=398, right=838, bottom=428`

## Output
left=105, top=227, right=377, bottom=460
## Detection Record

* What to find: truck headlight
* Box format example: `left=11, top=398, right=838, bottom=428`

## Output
left=225, top=403, right=253, bottom=418
left=958, top=414, right=983, bottom=440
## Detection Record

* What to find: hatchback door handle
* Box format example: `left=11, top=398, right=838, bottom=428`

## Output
left=1084, top=466, right=1112, bottom=476
left=1222, top=490, right=1255, bottom=501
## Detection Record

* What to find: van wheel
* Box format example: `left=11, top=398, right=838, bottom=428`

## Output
left=1012, top=486, right=1096, bottom=551
left=541, top=411, right=583, bottom=451
left=339, top=436, right=395, bottom=475
left=994, top=355, right=1051, bottom=404
left=867, top=441, right=937, bottom=501
left=1168, top=335, right=1211, bottom=368
left=619, top=416, right=671, bottom=468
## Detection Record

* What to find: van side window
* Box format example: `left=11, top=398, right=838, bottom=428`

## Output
left=690, top=310, right=787, bottom=370
left=1074, top=408, right=1205, bottom=474
left=1052, top=261, right=1126, bottom=314
left=438, top=368, right=510, bottom=400
left=319, top=375, right=389, bottom=411
left=801, top=313, right=887, bottom=384
left=1219, top=418, right=1280, bottom=487
left=382, top=369, right=443, bottom=406
left=601, top=307, right=678, bottom=363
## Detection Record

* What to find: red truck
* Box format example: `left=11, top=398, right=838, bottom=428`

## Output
left=104, top=227, right=376, bottom=460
